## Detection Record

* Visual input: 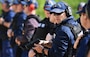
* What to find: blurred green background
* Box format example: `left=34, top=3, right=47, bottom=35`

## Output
left=0, top=0, right=87, bottom=20
left=36, top=0, right=87, bottom=20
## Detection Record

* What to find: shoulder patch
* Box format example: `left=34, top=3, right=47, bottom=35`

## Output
left=38, top=23, right=45, bottom=28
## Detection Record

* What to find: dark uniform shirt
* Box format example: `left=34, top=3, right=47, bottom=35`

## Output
left=76, top=18, right=90, bottom=57
left=10, top=11, right=26, bottom=37
left=76, top=33, right=90, bottom=57
left=32, top=18, right=55, bottom=40
left=0, top=10, right=15, bottom=39
left=48, top=16, right=78, bottom=57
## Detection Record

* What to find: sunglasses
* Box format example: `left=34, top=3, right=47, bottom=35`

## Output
left=50, top=12, right=63, bottom=15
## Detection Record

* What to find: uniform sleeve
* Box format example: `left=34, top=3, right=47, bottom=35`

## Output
left=48, top=30, right=69, bottom=57
left=5, top=11, right=15, bottom=22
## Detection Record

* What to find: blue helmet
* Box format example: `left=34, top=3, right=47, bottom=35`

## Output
left=44, top=0, right=56, bottom=11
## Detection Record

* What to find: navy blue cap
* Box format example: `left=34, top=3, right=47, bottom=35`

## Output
left=24, top=0, right=38, bottom=9
left=11, top=0, right=26, bottom=5
left=77, top=2, right=85, bottom=11
left=0, top=0, right=12, bottom=6
left=11, top=0, right=19, bottom=5
left=77, top=4, right=86, bottom=14
left=0, top=0, right=11, bottom=4
left=44, top=0, right=56, bottom=11
left=31, top=0, right=38, bottom=9
left=50, top=2, right=67, bottom=13
left=25, top=1, right=32, bottom=5
left=20, top=1, right=27, bottom=5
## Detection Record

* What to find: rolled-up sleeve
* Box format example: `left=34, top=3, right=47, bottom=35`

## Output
left=48, top=30, right=69, bottom=57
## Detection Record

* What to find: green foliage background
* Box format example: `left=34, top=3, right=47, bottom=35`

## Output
left=36, top=0, right=87, bottom=20
left=0, top=0, right=87, bottom=20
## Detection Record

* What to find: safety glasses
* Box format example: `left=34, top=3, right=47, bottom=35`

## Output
left=50, top=12, right=63, bottom=15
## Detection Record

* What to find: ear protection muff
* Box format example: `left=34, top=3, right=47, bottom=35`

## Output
left=64, top=2, right=72, bottom=17
left=28, top=3, right=35, bottom=12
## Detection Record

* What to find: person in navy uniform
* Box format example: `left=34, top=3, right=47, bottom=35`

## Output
left=16, top=0, right=40, bottom=44
left=31, top=0, right=56, bottom=43
left=15, top=0, right=40, bottom=49
left=74, top=1, right=90, bottom=57
left=7, top=0, right=27, bottom=57
left=0, top=0, right=15, bottom=57
left=29, top=2, right=80, bottom=57
left=86, top=1, right=90, bottom=57
left=76, top=2, right=85, bottom=15
left=28, top=0, right=56, bottom=57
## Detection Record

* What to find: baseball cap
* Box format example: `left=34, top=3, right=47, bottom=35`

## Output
left=11, top=0, right=19, bottom=5
left=0, top=0, right=10, bottom=4
left=76, top=2, right=85, bottom=14
left=11, top=0, right=26, bottom=5
left=0, top=0, right=12, bottom=7
left=77, top=2, right=85, bottom=11
left=31, top=0, right=38, bottom=9
left=21, top=1, right=27, bottom=5
left=44, top=0, right=56, bottom=11
left=77, top=4, right=86, bottom=14
left=24, top=0, right=38, bottom=9
left=25, top=1, right=32, bottom=6
left=50, top=2, right=67, bottom=13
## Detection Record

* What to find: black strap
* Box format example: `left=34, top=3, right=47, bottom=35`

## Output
left=25, top=15, right=40, bottom=23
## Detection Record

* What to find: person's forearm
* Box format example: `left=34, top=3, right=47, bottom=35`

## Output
left=3, top=21, right=11, bottom=28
